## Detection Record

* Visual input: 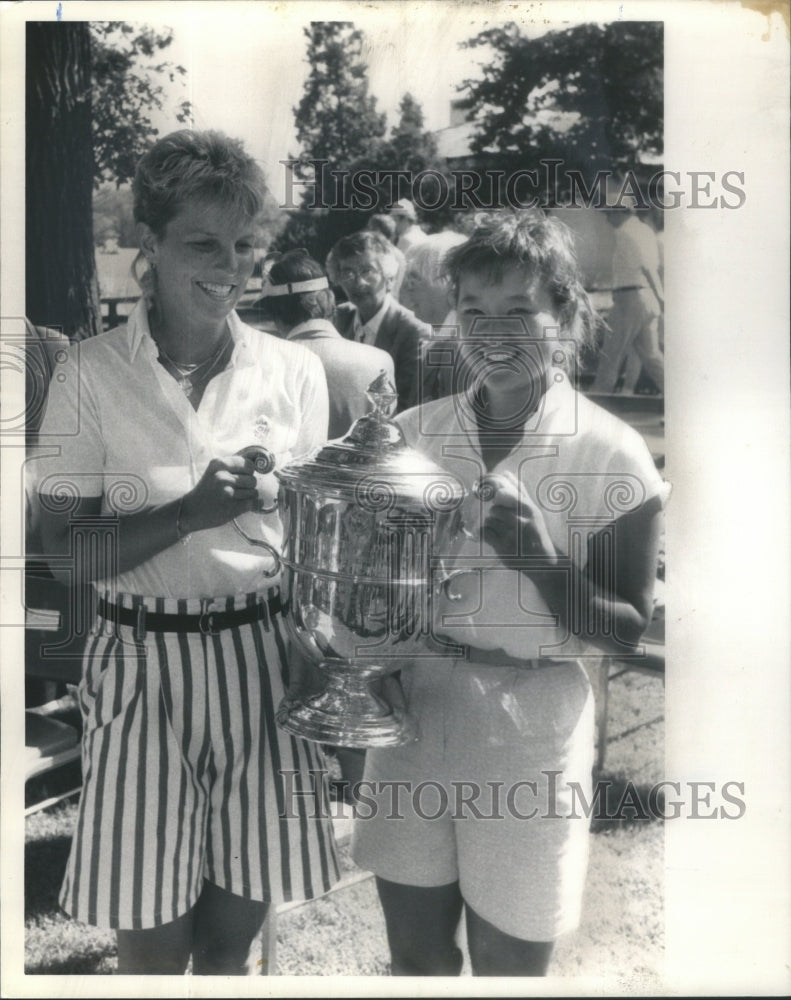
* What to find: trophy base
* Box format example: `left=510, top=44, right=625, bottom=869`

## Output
left=276, top=663, right=417, bottom=748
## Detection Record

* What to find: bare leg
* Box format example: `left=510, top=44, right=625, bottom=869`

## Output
left=116, top=909, right=194, bottom=975
left=375, top=876, right=465, bottom=976
left=191, top=879, right=269, bottom=975
left=465, top=903, right=554, bottom=976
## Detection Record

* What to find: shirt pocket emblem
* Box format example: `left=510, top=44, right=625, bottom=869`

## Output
left=253, top=415, right=271, bottom=442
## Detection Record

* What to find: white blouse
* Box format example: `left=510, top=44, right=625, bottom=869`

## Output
left=34, top=300, right=329, bottom=598
left=397, top=375, right=668, bottom=659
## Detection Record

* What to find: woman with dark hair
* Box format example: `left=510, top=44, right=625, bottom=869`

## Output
left=352, top=210, right=667, bottom=976
left=35, top=130, right=340, bottom=974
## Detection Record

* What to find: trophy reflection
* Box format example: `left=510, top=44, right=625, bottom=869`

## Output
left=234, top=374, right=465, bottom=748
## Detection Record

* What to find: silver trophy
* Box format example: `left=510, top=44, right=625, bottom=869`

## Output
left=234, top=374, right=465, bottom=747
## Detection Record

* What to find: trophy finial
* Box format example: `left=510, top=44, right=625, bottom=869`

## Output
left=366, top=372, right=399, bottom=419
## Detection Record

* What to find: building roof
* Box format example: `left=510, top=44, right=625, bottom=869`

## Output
left=434, top=121, right=480, bottom=161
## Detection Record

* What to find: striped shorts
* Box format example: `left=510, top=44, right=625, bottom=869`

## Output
left=59, top=591, right=341, bottom=930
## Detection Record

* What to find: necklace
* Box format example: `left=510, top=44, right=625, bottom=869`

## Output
left=157, top=333, right=232, bottom=398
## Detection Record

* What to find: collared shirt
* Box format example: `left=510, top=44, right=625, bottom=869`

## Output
left=397, top=375, right=667, bottom=659
left=397, top=224, right=429, bottom=255
left=612, top=214, right=661, bottom=289
left=286, top=317, right=340, bottom=342
left=34, top=299, right=329, bottom=598
left=352, top=294, right=391, bottom=346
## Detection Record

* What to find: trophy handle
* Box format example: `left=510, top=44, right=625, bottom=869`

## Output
left=232, top=518, right=282, bottom=577
left=237, top=444, right=277, bottom=475
left=232, top=444, right=281, bottom=577
left=238, top=445, right=280, bottom=512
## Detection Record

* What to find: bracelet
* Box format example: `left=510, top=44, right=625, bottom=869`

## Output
left=176, top=496, right=192, bottom=544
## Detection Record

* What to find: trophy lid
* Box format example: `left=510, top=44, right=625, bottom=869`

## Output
left=276, top=373, right=465, bottom=513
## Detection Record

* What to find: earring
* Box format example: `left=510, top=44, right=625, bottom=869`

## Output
left=142, top=257, right=158, bottom=306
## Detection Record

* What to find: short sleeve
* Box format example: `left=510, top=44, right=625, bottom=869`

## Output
left=295, top=348, right=330, bottom=456
left=605, top=421, right=670, bottom=514
left=33, top=346, right=105, bottom=502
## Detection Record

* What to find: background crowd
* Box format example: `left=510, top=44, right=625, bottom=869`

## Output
left=239, top=193, right=665, bottom=431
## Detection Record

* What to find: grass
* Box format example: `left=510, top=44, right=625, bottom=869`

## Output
left=24, top=667, right=664, bottom=980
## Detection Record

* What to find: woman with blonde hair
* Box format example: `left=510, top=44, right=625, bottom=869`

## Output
left=35, top=130, right=340, bottom=975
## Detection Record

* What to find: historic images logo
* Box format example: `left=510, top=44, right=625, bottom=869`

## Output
left=281, top=159, right=747, bottom=213
left=279, top=770, right=747, bottom=822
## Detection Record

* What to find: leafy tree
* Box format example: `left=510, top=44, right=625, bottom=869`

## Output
left=293, top=22, right=386, bottom=178
left=281, top=23, right=466, bottom=259
left=93, top=184, right=137, bottom=248
left=91, top=23, right=191, bottom=188
left=380, top=93, right=439, bottom=177
left=374, top=92, right=456, bottom=232
left=280, top=22, right=387, bottom=260
left=26, top=21, right=192, bottom=339
left=459, top=21, right=663, bottom=183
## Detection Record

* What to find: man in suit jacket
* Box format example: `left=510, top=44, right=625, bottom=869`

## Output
left=252, top=250, right=394, bottom=439
left=326, top=230, right=432, bottom=413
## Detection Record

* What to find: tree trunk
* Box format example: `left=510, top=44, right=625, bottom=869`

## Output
left=26, top=22, right=102, bottom=341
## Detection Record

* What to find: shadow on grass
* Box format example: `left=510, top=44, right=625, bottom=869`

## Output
left=25, top=828, right=117, bottom=975
left=25, top=947, right=116, bottom=977
left=589, top=774, right=666, bottom=833
left=25, top=835, right=72, bottom=921
left=606, top=713, right=665, bottom=747
left=25, top=761, right=82, bottom=812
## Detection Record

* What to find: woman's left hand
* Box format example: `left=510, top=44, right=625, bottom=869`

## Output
left=479, top=472, right=558, bottom=568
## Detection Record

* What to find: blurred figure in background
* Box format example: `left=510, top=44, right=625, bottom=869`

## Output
left=399, top=231, right=469, bottom=403
left=390, top=198, right=428, bottom=254
left=649, top=205, right=665, bottom=355
left=591, top=196, right=664, bottom=395
left=399, top=230, right=467, bottom=328
left=256, top=249, right=395, bottom=439
left=367, top=214, right=406, bottom=298
left=327, top=230, right=431, bottom=412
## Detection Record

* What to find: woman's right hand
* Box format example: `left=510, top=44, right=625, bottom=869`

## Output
left=178, top=454, right=260, bottom=533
